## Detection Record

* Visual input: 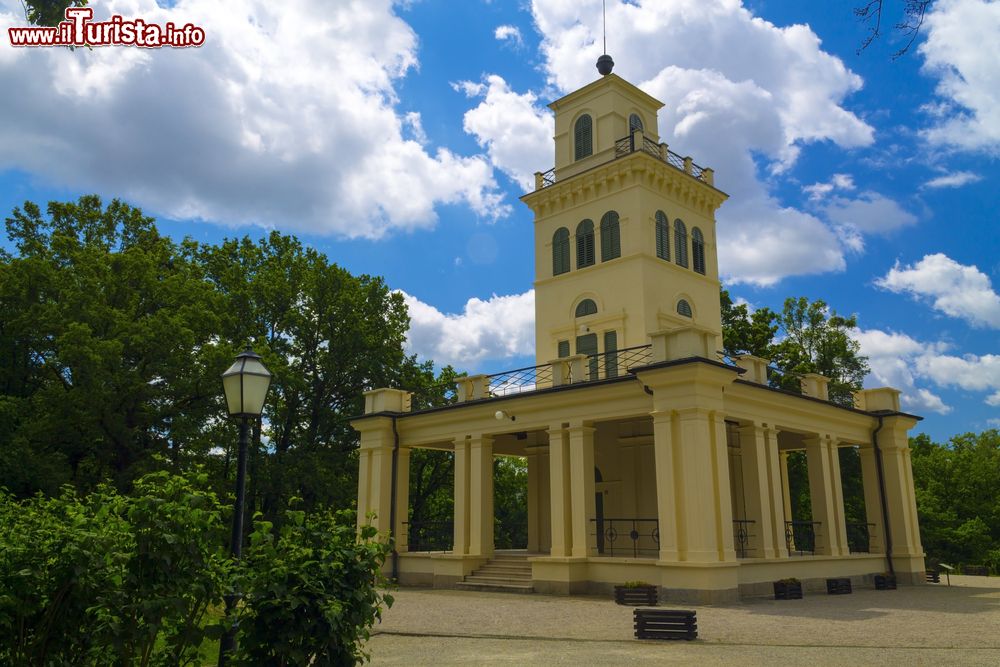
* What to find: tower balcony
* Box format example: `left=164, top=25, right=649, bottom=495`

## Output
left=534, top=130, right=714, bottom=191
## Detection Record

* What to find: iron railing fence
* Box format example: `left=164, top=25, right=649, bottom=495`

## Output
left=404, top=519, right=453, bottom=552
left=591, top=517, right=660, bottom=558
left=487, top=362, right=553, bottom=397
left=785, top=520, right=820, bottom=555
left=733, top=519, right=756, bottom=558
left=494, top=520, right=528, bottom=550
left=846, top=522, right=875, bottom=553
left=540, top=134, right=710, bottom=190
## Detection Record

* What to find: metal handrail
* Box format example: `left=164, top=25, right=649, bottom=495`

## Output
left=592, top=517, right=659, bottom=558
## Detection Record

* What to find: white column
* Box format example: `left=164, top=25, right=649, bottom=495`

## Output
left=526, top=449, right=540, bottom=553
left=548, top=424, right=572, bottom=557
left=651, top=410, right=679, bottom=561
left=738, top=423, right=781, bottom=559
left=453, top=437, right=470, bottom=555
left=567, top=423, right=597, bottom=557
left=763, top=427, right=789, bottom=558
left=804, top=434, right=848, bottom=556
left=859, top=445, right=885, bottom=553
left=394, top=447, right=411, bottom=552
left=469, top=435, right=494, bottom=557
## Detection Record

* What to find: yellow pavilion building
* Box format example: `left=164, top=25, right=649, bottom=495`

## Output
left=352, top=58, right=925, bottom=602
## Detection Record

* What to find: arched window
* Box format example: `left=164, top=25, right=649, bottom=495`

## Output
left=692, top=227, right=706, bottom=275
left=576, top=219, right=595, bottom=268
left=677, top=299, right=693, bottom=317
left=552, top=227, right=570, bottom=276
left=599, top=211, right=621, bottom=261
left=674, top=219, right=688, bottom=268
left=575, top=299, right=598, bottom=317
left=629, top=113, right=643, bottom=133
left=655, top=210, right=670, bottom=261
left=574, top=114, right=593, bottom=161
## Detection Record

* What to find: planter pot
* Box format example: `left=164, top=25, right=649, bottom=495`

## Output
left=614, top=584, right=658, bottom=606
left=773, top=581, right=803, bottom=600
left=874, top=574, right=897, bottom=590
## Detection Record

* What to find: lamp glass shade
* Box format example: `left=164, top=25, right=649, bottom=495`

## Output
left=222, top=351, right=272, bottom=416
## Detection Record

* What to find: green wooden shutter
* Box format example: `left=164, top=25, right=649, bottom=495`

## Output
left=655, top=211, right=670, bottom=261
left=552, top=227, right=570, bottom=275
left=575, top=333, right=598, bottom=380
left=557, top=340, right=570, bottom=358
left=574, top=115, right=593, bottom=160
left=576, top=219, right=595, bottom=268
left=675, top=219, right=688, bottom=268
left=600, top=211, right=620, bottom=261
left=604, top=330, right=619, bottom=378
left=692, top=227, right=706, bottom=275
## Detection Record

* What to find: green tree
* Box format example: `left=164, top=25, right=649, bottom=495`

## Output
left=21, top=1, right=88, bottom=27
left=0, top=197, right=227, bottom=495
left=720, top=288, right=778, bottom=359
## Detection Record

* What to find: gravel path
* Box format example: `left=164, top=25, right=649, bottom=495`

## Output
left=367, top=576, right=1000, bottom=665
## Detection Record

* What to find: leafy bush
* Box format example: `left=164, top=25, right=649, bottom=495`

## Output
left=234, top=508, right=393, bottom=666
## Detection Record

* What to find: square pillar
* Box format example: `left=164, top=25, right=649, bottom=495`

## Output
left=737, top=423, right=783, bottom=559
left=526, top=449, right=540, bottom=553
left=675, top=408, right=735, bottom=562
left=804, top=434, right=849, bottom=556
left=779, top=449, right=794, bottom=551
left=394, top=447, right=411, bottom=552
left=548, top=424, right=572, bottom=556
left=353, top=417, right=395, bottom=534
left=651, top=410, right=679, bottom=561
left=453, top=437, right=470, bottom=555
left=876, top=418, right=924, bottom=560
left=859, top=445, right=886, bottom=554
left=567, top=423, right=597, bottom=557
left=764, top=427, right=789, bottom=558
left=469, top=435, right=494, bottom=557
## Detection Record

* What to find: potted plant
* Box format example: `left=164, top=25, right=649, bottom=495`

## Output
left=874, top=572, right=897, bottom=590
left=773, top=577, right=803, bottom=600
left=614, top=580, right=658, bottom=605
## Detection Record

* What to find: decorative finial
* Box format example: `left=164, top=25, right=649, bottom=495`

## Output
left=596, top=0, right=613, bottom=75
left=597, top=54, right=614, bottom=76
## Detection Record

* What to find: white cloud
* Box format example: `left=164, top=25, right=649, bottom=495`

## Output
left=877, top=254, right=1000, bottom=328
left=505, top=0, right=879, bottom=285
left=495, top=24, right=524, bottom=47
left=920, top=0, right=1000, bottom=153
left=823, top=192, right=918, bottom=237
left=804, top=173, right=855, bottom=201
left=0, top=0, right=507, bottom=238
left=854, top=327, right=1000, bottom=414
left=400, top=289, right=535, bottom=367
left=457, top=75, right=553, bottom=191
left=923, top=171, right=983, bottom=189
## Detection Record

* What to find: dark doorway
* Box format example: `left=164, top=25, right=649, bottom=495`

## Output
left=595, top=467, right=605, bottom=554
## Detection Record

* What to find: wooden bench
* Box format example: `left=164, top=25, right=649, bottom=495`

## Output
left=615, top=585, right=658, bottom=606
left=926, top=569, right=940, bottom=583
left=962, top=565, right=989, bottom=576
left=826, top=577, right=852, bottom=595
left=634, top=609, right=697, bottom=640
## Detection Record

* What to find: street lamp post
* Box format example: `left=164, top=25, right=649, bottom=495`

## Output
left=218, top=348, right=272, bottom=666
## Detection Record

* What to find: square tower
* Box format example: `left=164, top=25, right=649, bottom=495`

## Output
left=522, top=72, right=729, bottom=367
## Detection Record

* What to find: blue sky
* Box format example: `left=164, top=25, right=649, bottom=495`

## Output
left=1, top=0, right=998, bottom=441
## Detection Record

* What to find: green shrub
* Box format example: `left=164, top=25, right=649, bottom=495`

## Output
left=234, top=508, right=394, bottom=666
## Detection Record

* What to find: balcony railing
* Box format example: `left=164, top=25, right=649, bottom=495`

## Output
left=785, top=520, right=820, bottom=555
left=407, top=344, right=653, bottom=412
left=846, top=522, right=875, bottom=554
left=537, top=132, right=711, bottom=190
left=733, top=519, right=756, bottom=558
left=592, top=517, right=659, bottom=558
left=405, top=520, right=453, bottom=552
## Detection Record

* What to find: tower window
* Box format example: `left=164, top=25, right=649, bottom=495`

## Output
left=574, top=114, right=593, bottom=160
left=600, top=211, right=621, bottom=261
left=552, top=227, right=570, bottom=276
left=629, top=113, right=643, bottom=133
left=576, top=219, right=595, bottom=268
left=557, top=340, right=570, bottom=358
left=674, top=219, right=688, bottom=268
left=604, top=330, right=619, bottom=378
left=692, top=227, right=706, bottom=275
left=655, top=210, right=670, bottom=261
left=575, top=299, right=598, bottom=318
left=677, top=299, right=693, bottom=317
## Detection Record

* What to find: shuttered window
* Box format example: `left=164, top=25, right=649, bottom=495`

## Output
left=552, top=227, right=570, bottom=275
left=576, top=333, right=598, bottom=380
left=599, top=211, right=621, bottom=261
left=692, top=227, right=706, bottom=275
left=576, top=219, right=595, bottom=268
left=655, top=210, right=670, bottom=261
left=574, top=115, right=593, bottom=160
left=677, top=299, right=693, bottom=317
left=575, top=299, right=597, bottom=317
left=629, top=113, right=643, bottom=133
left=557, top=340, right=570, bottom=358
left=674, top=219, right=688, bottom=268
left=604, top=330, right=619, bottom=379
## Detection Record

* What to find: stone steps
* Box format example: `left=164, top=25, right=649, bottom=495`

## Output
left=455, top=552, right=534, bottom=594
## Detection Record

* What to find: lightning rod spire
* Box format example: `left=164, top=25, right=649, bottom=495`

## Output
left=596, top=0, right=614, bottom=75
